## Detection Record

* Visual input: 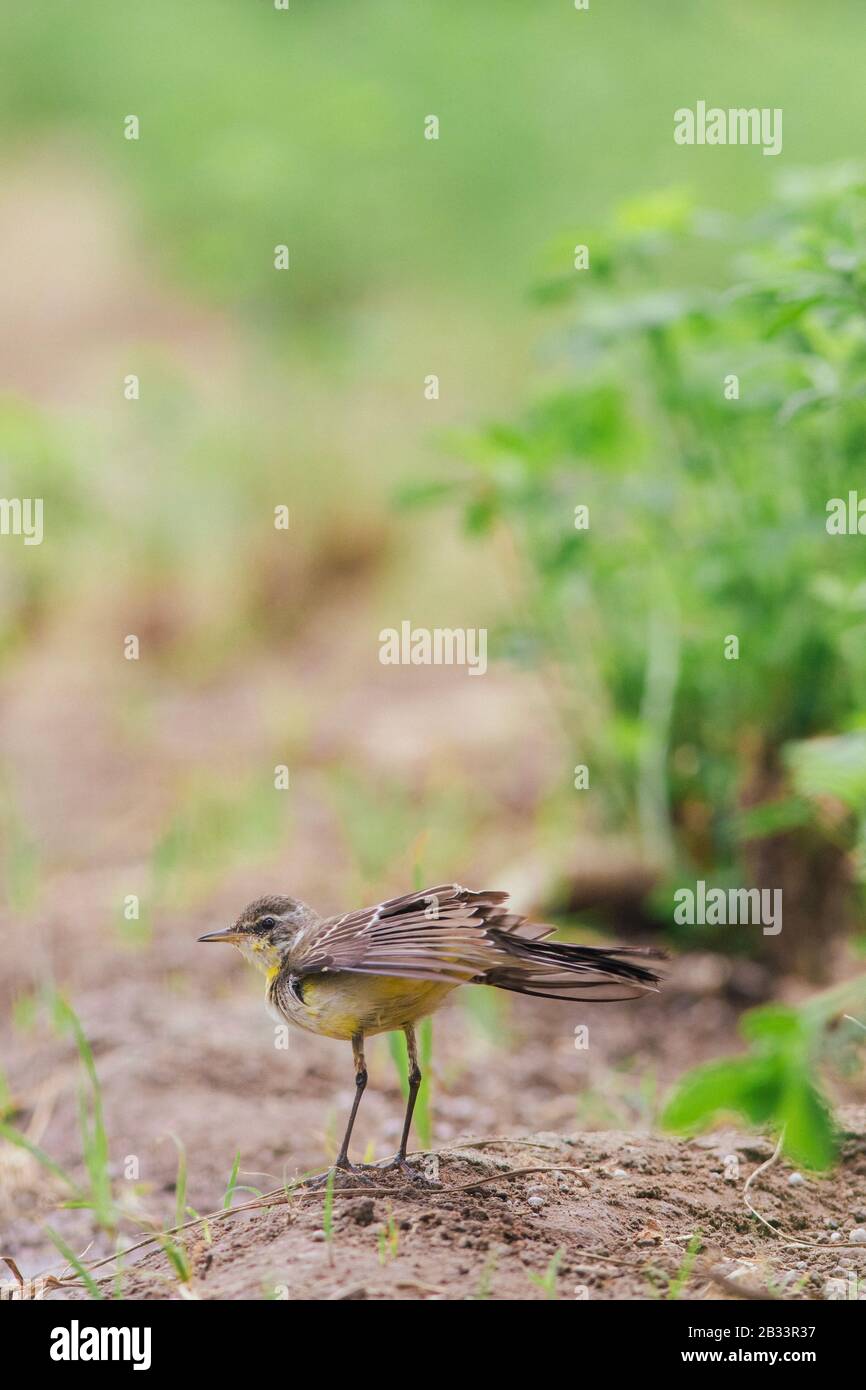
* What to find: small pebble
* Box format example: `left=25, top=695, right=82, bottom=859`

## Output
left=822, top=1278, right=847, bottom=1300
left=850, top=1228, right=866, bottom=1245
left=611, top=1168, right=629, bottom=1178
left=788, top=1172, right=805, bottom=1186
left=528, top=1195, right=545, bottom=1210
left=830, top=1231, right=843, bottom=1242
left=346, top=1198, right=377, bottom=1227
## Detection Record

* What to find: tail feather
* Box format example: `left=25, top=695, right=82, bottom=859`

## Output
left=478, top=929, right=666, bottom=1003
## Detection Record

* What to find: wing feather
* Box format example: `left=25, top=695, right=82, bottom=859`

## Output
left=287, top=884, right=665, bottom=1002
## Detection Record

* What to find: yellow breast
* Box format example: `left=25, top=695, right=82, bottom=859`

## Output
left=280, top=972, right=458, bottom=1040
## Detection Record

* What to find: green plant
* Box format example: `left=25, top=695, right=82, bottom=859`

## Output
left=45, top=1226, right=104, bottom=1300
left=377, top=1205, right=399, bottom=1265
left=322, top=1168, right=336, bottom=1251
left=472, top=1254, right=497, bottom=1300
left=221, top=1150, right=263, bottom=1207
left=645, top=1231, right=702, bottom=1300
left=409, top=168, right=866, bottom=959
left=527, top=1246, right=564, bottom=1300
left=662, top=978, right=866, bottom=1168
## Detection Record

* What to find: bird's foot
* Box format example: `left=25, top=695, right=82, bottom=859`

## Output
left=301, top=1160, right=376, bottom=1191
left=375, top=1154, right=438, bottom=1186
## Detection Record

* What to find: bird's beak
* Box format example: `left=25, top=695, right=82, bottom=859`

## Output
left=197, top=927, right=242, bottom=944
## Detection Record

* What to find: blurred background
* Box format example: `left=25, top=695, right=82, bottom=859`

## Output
left=2, top=0, right=866, bottom=1279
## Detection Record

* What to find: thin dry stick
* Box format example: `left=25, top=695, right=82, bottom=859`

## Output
left=742, top=1128, right=865, bottom=1252
left=742, top=1127, right=786, bottom=1236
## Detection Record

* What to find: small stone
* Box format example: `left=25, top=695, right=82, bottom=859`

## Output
left=850, top=1228, right=866, bottom=1244
left=788, top=1172, right=805, bottom=1186
left=611, top=1168, right=629, bottom=1179
left=528, top=1195, right=545, bottom=1210
left=822, top=1277, right=848, bottom=1300
left=824, top=1218, right=840, bottom=1229
left=346, top=1198, right=377, bottom=1227
left=830, top=1231, right=843, bottom=1242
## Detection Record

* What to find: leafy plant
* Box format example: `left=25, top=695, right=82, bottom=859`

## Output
left=662, top=978, right=866, bottom=1168
left=2, top=996, right=123, bottom=1234
left=410, top=168, right=866, bottom=956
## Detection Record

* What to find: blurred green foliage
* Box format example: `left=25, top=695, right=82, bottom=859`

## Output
left=153, top=770, right=288, bottom=906
left=415, top=168, right=866, bottom=912
left=7, top=1, right=862, bottom=323
left=663, top=980, right=866, bottom=1169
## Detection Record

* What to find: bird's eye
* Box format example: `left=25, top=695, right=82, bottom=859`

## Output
left=258, top=916, right=277, bottom=930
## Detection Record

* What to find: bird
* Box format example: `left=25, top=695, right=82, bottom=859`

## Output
left=198, top=883, right=664, bottom=1179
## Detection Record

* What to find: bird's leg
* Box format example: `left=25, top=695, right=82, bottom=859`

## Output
left=305, top=1034, right=371, bottom=1188
left=378, top=1023, right=428, bottom=1180
left=335, top=1033, right=368, bottom=1170
left=398, top=1023, right=422, bottom=1163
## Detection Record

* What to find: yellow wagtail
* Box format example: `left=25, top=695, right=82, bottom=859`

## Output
left=198, top=883, right=664, bottom=1177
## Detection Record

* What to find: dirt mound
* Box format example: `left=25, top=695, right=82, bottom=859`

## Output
left=50, top=1113, right=866, bottom=1301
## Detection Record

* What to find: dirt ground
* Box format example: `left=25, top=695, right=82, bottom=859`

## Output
left=113, top=1111, right=866, bottom=1302
left=5, top=926, right=866, bottom=1301
left=26, top=1116, right=866, bottom=1302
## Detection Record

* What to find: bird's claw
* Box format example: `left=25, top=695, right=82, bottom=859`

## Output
left=302, top=1161, right=376, bottom=1190
left=375, top=1154, right=436, bottom=1185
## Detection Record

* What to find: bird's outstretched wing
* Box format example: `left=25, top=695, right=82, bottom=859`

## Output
left=288, top=884, right=664, bottom=1001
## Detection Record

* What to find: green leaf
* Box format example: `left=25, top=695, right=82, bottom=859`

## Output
left=0, top=1121, right=82, bottom=1197
left=732, top=796, right=814, bottom=842
left=45, top=1226, right=103, bottom=1300
left=786, top=732, right=866, bottom=813
left=661, top=1055, right=781, bottom=1133
left=740, top=1003, right=806, bottom=1048
left=778, top=1074, right=837, bottom=1170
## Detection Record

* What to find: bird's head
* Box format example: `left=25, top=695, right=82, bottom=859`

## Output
left=198, top=895, right=316, bottom=976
